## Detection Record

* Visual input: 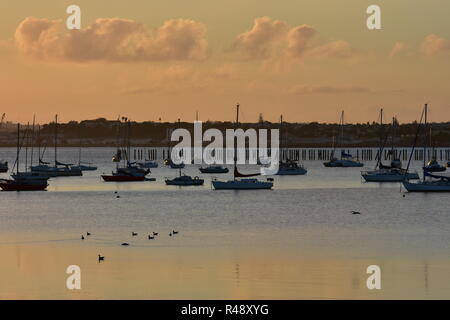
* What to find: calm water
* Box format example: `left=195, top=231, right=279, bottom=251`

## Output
left=0, top=147, right=450, bottom=299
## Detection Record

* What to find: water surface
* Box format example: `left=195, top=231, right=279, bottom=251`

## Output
left=0, top=148, right=449, bottom=299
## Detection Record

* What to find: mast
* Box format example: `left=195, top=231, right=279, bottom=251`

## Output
left=234, top=103, right=239, bottom=180
left=376, top=108, right=384, bottom=169
left=391, top=117, right=396, bottom=160
left=280, top=114, right=284, bottom=161
left=340, top=110, right=344, bottom=159
left=127, top=119, right=131, bottom=166
left=25, top=122, right=29, bottom=172
left=423, top=104, right=428, bottom=181
left=78, top=124, right=82, bottom=165
left=31, top=115, right=35, bottom=168
left=54, top=114, right=58, bottom=167
left=331, top=133, right=335, bottom=158
left=380, top=108, right=383, bottom=148
left=115, top=116, right=120, bottom=169
left=17, top=123, right=20, bottom=175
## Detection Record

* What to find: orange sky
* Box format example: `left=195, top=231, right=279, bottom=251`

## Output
left=0, top=0, right=449, bottom=124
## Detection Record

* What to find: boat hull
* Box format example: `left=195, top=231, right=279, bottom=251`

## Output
left=423, top=166, right=446, bottom=172
left=170, top=163, right=185, bottom=169
left=101, top=175, right=146, bottom=182
left=403, top=181, right=450, bottom=192
left=54, top=170, right=83, bottom=177
left=362, top=171, right=419, bottom=182
left=199, top=168, right=229, bottom=174
left=212, top=179, right=273, bottom=190
left=31, top=167, right=82, bottom=177
left=72, top=165, right=97, bottom=171
left=324, top=160, right=363, bottom=168
left=165, top=179, right=204, bottom=186
left=0, top=180, right=48, bottom=191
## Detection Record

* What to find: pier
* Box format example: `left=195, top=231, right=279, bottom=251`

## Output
left=129, top=147, right=450, bottom=162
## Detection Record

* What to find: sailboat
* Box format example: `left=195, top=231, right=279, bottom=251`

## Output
left=165, top=118, right=185, bottom=169
left=0, top=123, right=49, bottom=191
left=362, top=110, right=419, bottom=182
left=423, top=125, right=446, bottom=172
left=102, top=119, right=150, bottom=182
left=71, top=127, right=97, bottom=171
left=212, top=104, right=273, bottom=190
left=30, top=115, right=82, bottom=176
left=165, top=168, right=204, bottom=186
left=323, top=110, right=363, bottom=167
left=276, top=115, right=307, bottom=175
left=403, top=104, right=450, bottom=192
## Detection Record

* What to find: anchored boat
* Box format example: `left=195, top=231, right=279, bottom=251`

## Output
left=30, top=115, right=82, bottom=177
left=0, top=124, right=49, bottom=191
left=402, top=104, right=450, bottom=192
left=323, top=111, right=363, bottom=168
left=102, top=120, right=151, bottom=182
left=199, top=165, right=229, bottom=174
left=212, top=104, right=273, bottom=190
left=276, top=160, right=307, bottom=175
left=165, top=169, right=204, bottom=186
left=423, top=158, right=446, bottom=172
left=276, top=115, right=307, bottom=175
left=362, top=110, right=419, bottom=182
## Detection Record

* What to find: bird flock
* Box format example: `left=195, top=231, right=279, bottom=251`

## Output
left=79, top=229, right=180, bottom=262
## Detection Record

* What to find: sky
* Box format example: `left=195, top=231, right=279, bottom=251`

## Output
left=0, top=0, right=449, bottom=124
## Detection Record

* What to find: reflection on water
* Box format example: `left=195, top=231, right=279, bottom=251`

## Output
left=0, top=148, right=450, bottom=299
left=2, top=244, right=450, bottom=299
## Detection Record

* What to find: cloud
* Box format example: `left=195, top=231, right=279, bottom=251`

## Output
left=231, top=16, right=288, bottom=60
left=14, top=17, right=208, bottom=62
left=421, top=34, right=450, bottom=57
left=306, top=40, right=354, bottom=59
left=231, top=17, right=356, bottom=62
left=290, top=85, right=372, bottom=95
left=389, top=42, right=406, bottom=58
left=286, top=25, right=316, bottom=58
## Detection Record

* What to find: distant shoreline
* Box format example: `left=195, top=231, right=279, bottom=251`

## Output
left=0, top=118, right=449, bottom=148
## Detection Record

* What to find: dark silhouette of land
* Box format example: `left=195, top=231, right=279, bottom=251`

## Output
left=0, top=118, right=449, bottom=147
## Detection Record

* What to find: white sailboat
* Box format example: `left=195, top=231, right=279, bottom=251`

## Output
left=212, top=104, right=273, bottom=190
left=102, top=119, right=150, bottom=182
left=0, top=123, right=49, bottom=191
left=323, top=110, right=363, bottom=167
left=31, top=115, right=82, bottom=176
left=362, top=110, right=419, bottom=182
left=422, top=126, right=446, bottom=172
left=276, top=115, right=307, bottom=175
left=403, top=104, right=450, bottom=192
left=71, top=128, right=97, bottom=171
